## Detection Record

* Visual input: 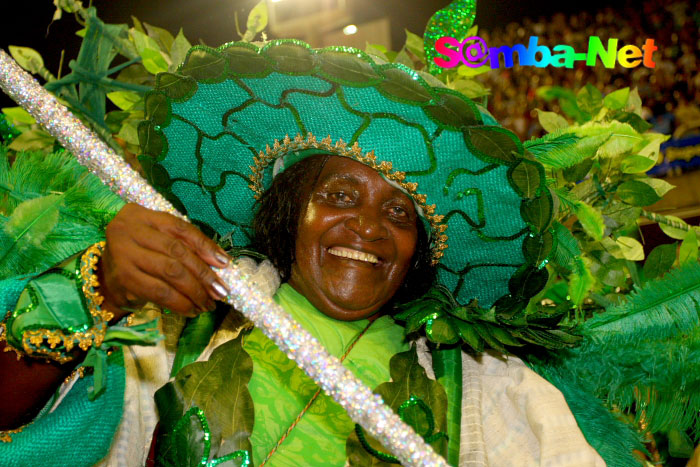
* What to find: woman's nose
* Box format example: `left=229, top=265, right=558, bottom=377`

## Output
left=345, top=214, right=388, bottom=241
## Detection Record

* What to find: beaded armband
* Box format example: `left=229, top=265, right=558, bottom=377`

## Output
left=3, top=242, right=109, bottom=363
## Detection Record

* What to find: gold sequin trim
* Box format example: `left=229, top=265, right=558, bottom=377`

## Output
left=0, top=425, right=25, bottom=443
left=0, top=322, right=24, bottom=361
left=248, top=133, right=448, bottom=264
left=19, top=242, right=110, bottom=363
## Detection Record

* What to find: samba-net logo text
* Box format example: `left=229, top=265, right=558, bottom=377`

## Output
left=434, top=36, right=658, bottom=69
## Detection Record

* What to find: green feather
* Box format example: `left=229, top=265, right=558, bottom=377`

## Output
left=0, top=147, right=125, bottom=277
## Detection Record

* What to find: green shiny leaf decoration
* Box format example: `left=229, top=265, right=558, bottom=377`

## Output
left=155, top=336, right=254, bottom=465
left=221, top=44, right=271, bottom=77
left=263, top=42, right=315, bottom=74
left=574, top=201, right=605, bottom=241
left=454, top=319, right=483, bottom=352
left=508, top=265, right=549, bottom=300
left=180, top=48, right=228, bottom=82
left=346, top=348, right=448, bottom=465
left=465, top=126, right=521, bottom=164
left=508, top=159, right=542, bottom=198
left=378, top=67, right=433, bottom=103
left=576, top=83, right=603, bottom=116
left=138, top=121, right=165, bottom=159
left=317, top=50, right=381, bottom=84
left=426, top=316, right=460, bottom=344
left=523, top=230, right=554, bottom=265
left=155, top=72, right=197, bottom=101
left=679, top=229, right=698, bottom=266
left=521, top=191, right=554, bottom=233
left=643, top=243, right=677, bottom=279
left=424, top=90, right=480, bottom=128
left=145, top=92, right=170, bottom=126
left=616, top=180, right=661, bottom=206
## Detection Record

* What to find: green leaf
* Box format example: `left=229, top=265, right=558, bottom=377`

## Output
left=365, top=43, right=389, bottom=62
left=447, top=78, right=489, bottom=99
left=679, top=229, right=698, bottom=266
left=8, top=46, right=54, bottom=80
left=117, top=119, right=140, bottom=145
left=404, top=29, right=425, bottom=61
left=106, top=91, right=141, bottom=110
left=601, top=200, right=641, bottom=231
left=521, top=192, right=554, bottom=233
left=2, top=107, right=36, bottom=125
left=244, top=0, right=268, bottom=41
left=456, top=64, right=490, bottom=77
left=155, top=336, right=253, bottom=463
left=508, top=159, right=542, bottom=198
left=144, top=22, right=175, bottom=52
left=615, top=236, right=644, bottom=261
left=611, top=111, right=652, bottom=133
left=552, top=221, right=581, bottom=271
left=465, top=127, right=521, bottom=164
left=596, top=124, right=644, bottom=159
left=603, top=88, right=629, bottom=110
left=569, top=256, right=595, bottom=306
left=643, top=243, right=676, bottom=279
left=393, top=48, right=413, bottom=67
left=3, top=194, right=61, bottom=247
left=658, top=215, right=690, bottom=240
left=346, top=348, right=448, bottom=464
left=170, top=28, right=192, bottom=69
left=7, top=129, right=55, bottom=151
left=536, top=109, right=568, bottom=133
left=426, top=316, right=460, bottom=344
left=626, top=87, right=643, bottom=116
left=576, top=84, right=603, bottom=116
left=639, top=178, right=674, bottom=198
left=616, top=180, right=661, bottom=206
left=620, top=155, right=656, bottom=173
left=574, top=201, right=604, bottom=241
left=131, top=29, right=170, bottom=73
left=523, top=229, right=554, bottom=264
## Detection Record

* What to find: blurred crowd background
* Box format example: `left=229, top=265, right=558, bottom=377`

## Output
left=475, top=0, right=700, bottom=142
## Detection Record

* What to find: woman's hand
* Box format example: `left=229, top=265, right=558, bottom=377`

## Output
left=98, top=203, right=230, bottom=319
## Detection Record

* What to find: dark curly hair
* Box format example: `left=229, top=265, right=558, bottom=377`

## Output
left=252, top=154, right=436, bottom=305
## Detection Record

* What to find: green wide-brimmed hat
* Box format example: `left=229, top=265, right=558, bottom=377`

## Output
left=138, top=39, right=554, bottom=311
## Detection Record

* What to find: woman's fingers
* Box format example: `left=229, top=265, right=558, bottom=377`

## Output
left=118, top=265, right=201, bottom=317
left=130, top=225, right=227, bottom=306
left=144, top=209, right=230, bottom=268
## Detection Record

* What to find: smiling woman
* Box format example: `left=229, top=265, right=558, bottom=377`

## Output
left=0, top=40, right=606, bottom=467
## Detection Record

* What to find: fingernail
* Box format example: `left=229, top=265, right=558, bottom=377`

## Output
left=211, top=281, right=229, bottom=300
left=214, top=251, right=230, bottom=267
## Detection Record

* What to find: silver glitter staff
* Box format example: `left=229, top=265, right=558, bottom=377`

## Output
left=0, top=49, right=448, bottom=467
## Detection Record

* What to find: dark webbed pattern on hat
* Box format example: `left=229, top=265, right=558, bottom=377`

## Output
left=138, top=40, right=554, bottom=311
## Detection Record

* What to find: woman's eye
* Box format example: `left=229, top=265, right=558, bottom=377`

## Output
left=388, top=205, right=409, bottom=220
left=328, top=191, right=352, bottom=203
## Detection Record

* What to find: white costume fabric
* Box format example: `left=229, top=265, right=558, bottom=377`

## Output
left=89, top=259, right=603, bottom=466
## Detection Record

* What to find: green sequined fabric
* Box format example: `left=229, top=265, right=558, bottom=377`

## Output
left=139, top=40, right=554, bottom=310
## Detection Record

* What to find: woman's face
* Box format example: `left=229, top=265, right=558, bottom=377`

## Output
left=289, top=156, right=418, bottom=321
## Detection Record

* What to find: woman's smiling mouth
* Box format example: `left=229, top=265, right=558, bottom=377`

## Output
left=327, top=246, right=380, bottom=264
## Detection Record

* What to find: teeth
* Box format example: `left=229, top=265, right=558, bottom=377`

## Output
left=328, top=247, right=379, bottom=264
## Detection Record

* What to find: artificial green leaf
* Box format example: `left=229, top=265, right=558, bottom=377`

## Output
left=521, top=192, right=554, bottom=233
left=537, top=86, right=587, bottom=122
left=456, top=64, right=490, bottom=77
left=404, top=29, right=425, bottom=61
left=523, top=229, right=554, bottom=265
left=562, top=158, right=594, bottom=183
left=346, top=348, right=448, bottom=465
left=620, top=155, right=656, bottom=173
left=244, top=0, right=268, bottom=41
left=637, top=133, right=669, bottom=161
left=626, top=87, right=643, bottom=116
left=144, top=22, right=175, bottom=52
left=393, top=48, right=413, bottom=67
left=365, top=43, right=389, bottom=62
left=588, top=249, right=627, bottom=288
left=643, top=243, right=676, bottom=279
left=508, top=159, right=542, bottom=198
left=426, top=316, right=460, bottom=344
left=454, top=320, right=483, bottom=351
left=616, top=180, right=661, bottom=206
left=106, top=91, right=141, bottom=110
left=596, top=125, right=644, bottom=159
left=170, top=28, right=192, bottom=69
left=601, top=199, right=641, bottom=231
left=105, top=110, right=130, bottom=134
left=118, top=119, right=140, bottom=145
left=658, top=215, right=690, bottom=240
left=141, top=47, right=170, bottom=74
left=569, top=256, right=595, bottom=306
left=156, top=336, right=253, bottom=462
left=639, top=178, right=674, bottom=198
left=318, top=50, right=381, bottom=84
left=574, top=201, right=604, bottom=240
left=576, top=84, right=603, bottom=116
left=551, top=221, right=581, bottom=271
left=7, top=129, right=55, bottom=151
left=465, top=126, right=520, bottom=164
left=603, top=88, right=629, bottom=110
left=611, top=111, right=652, bottom=133
left=536, top=109, right=568, bottom=133
left=679, top=229, right=698, bottom=266
left=8, top=46, right=54, bottom=80
left=448, top=78, right=489, bottom=99
left=615, top=236, right=644, bottom=261
left=3, top=194, right=61, bottom=247
left=2, top=107, right=36, bottom=125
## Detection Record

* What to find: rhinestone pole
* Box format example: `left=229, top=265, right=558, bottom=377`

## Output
left=0, top=49, right=448, bottom=466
